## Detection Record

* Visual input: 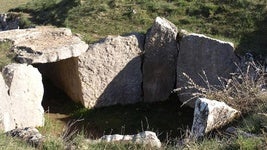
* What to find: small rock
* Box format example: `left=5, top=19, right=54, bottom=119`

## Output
left=98, top=131, right=161, bottom=148
left=132, top=131, right=162, bottom=148
left=6, top=127, right=43, bottom=147
left=191, top=98, right=240, bottom=140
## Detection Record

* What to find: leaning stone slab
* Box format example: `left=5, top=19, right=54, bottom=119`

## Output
left=191, top=98, right=240, bottom=140
left=2, top=63, right=44, bottom=128
left=143, top=17, right=178, bottom=102
left=177, top=31, right=239, bottom=107
left=39, top=33, right=144, bottom=108
left=0, top=26, right=88, bottom=64
left=0, top=74, right=15, bottom=132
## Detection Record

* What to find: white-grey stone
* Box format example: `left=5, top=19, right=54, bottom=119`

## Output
left=191, top=98, right=240, bottom=140
left=143, top=17, right=178, bottom=102
left=2, top=63, right=44, bottom=128
left=98, top=131, right=161, bottom=148
left=0, top=26, right=88, bottom=64
left=177, top=32, right=239, bottom=107
left=0, top=74, right=15, bottom=132
left=79, top=34, right=144, bottom=108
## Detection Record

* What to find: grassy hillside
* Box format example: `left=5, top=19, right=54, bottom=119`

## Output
left=11, top=0, right=267, bottom=56
left=0, top=0, right=31, bottom=12
left=0, top=0, right=267, bottom=149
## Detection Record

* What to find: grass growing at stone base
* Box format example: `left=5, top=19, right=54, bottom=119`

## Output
left=0, top=40, right=15, bottom=70
left=0, top=132, right=35, bottom=150
left=0, top=0, right=267, bottom=149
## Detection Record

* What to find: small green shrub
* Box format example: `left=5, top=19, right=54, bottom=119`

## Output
left=19, top=15, right=32, bottom=29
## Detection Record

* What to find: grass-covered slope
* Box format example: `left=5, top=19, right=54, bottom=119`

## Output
left=12, top=0, right=267, bottom=56
left=0, top=0, right=266, bottom=149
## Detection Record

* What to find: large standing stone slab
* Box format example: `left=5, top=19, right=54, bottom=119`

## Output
left=0, top=26, right=88, bottom=64
left=0, top=74, right=15, bottom=132
left=143, top=17, right=178, bottom=102
left=191, top=98, right=240, bottom=140
left=2, top=63, right=44, bottom=128
left=78, top=34, right=144, bottom=108
left=177, top=32, right=239, bottom=107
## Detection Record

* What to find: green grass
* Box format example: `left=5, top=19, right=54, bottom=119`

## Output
left=10, top=0, right=267, bottom=56
left=65, top=96, right=194, bottom=142
left=0, top=0, right=267, bottom=149
left=0, top=40, right=15, bottom=70
left=0, top=0, right=31, bottom=12
left=0, top=132, right=35, bottom=150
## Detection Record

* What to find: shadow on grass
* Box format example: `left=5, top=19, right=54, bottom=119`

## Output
left=10, top=0, right=80, bottom=26
left=62, top=94, right=194, bottom=142
left=41, top=78, right=194, bottom=142
left=237, top=11, right=267, bottom=57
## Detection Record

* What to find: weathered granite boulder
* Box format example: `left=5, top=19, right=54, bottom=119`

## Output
left=2, top=63, right=44, bottom=128
left=98, top=131, right=161, bottom=148
left=177, top=32, right=239, bottom=107
left=191, top=98, right=240, bottom=140
left=143, top=17, right=178, bottom=102
left=0, top=74, right=15, bottom=132
left=0, top=26, right=88, bottom=64
left=39, top=33, right=144, bottom=108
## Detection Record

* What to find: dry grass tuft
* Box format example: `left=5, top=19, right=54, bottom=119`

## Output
left=175, top=59, right=266, bottom=113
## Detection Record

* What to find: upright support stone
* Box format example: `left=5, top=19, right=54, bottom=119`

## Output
left=143, top=17, right=178, bottom=102
left=177, top=32, right=239, bottom=107
left=0, top=74, right=15, bottom=132
left=2, top=64, right=44, bottom=128
left=78, top=34, right=144, bottom=108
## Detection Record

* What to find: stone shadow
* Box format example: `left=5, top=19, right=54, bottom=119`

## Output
left=237, top=10, right=267, bottom=58
left=10, top=0, right=79, bottom=26
left=61, top=94, right=194, bottom=142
